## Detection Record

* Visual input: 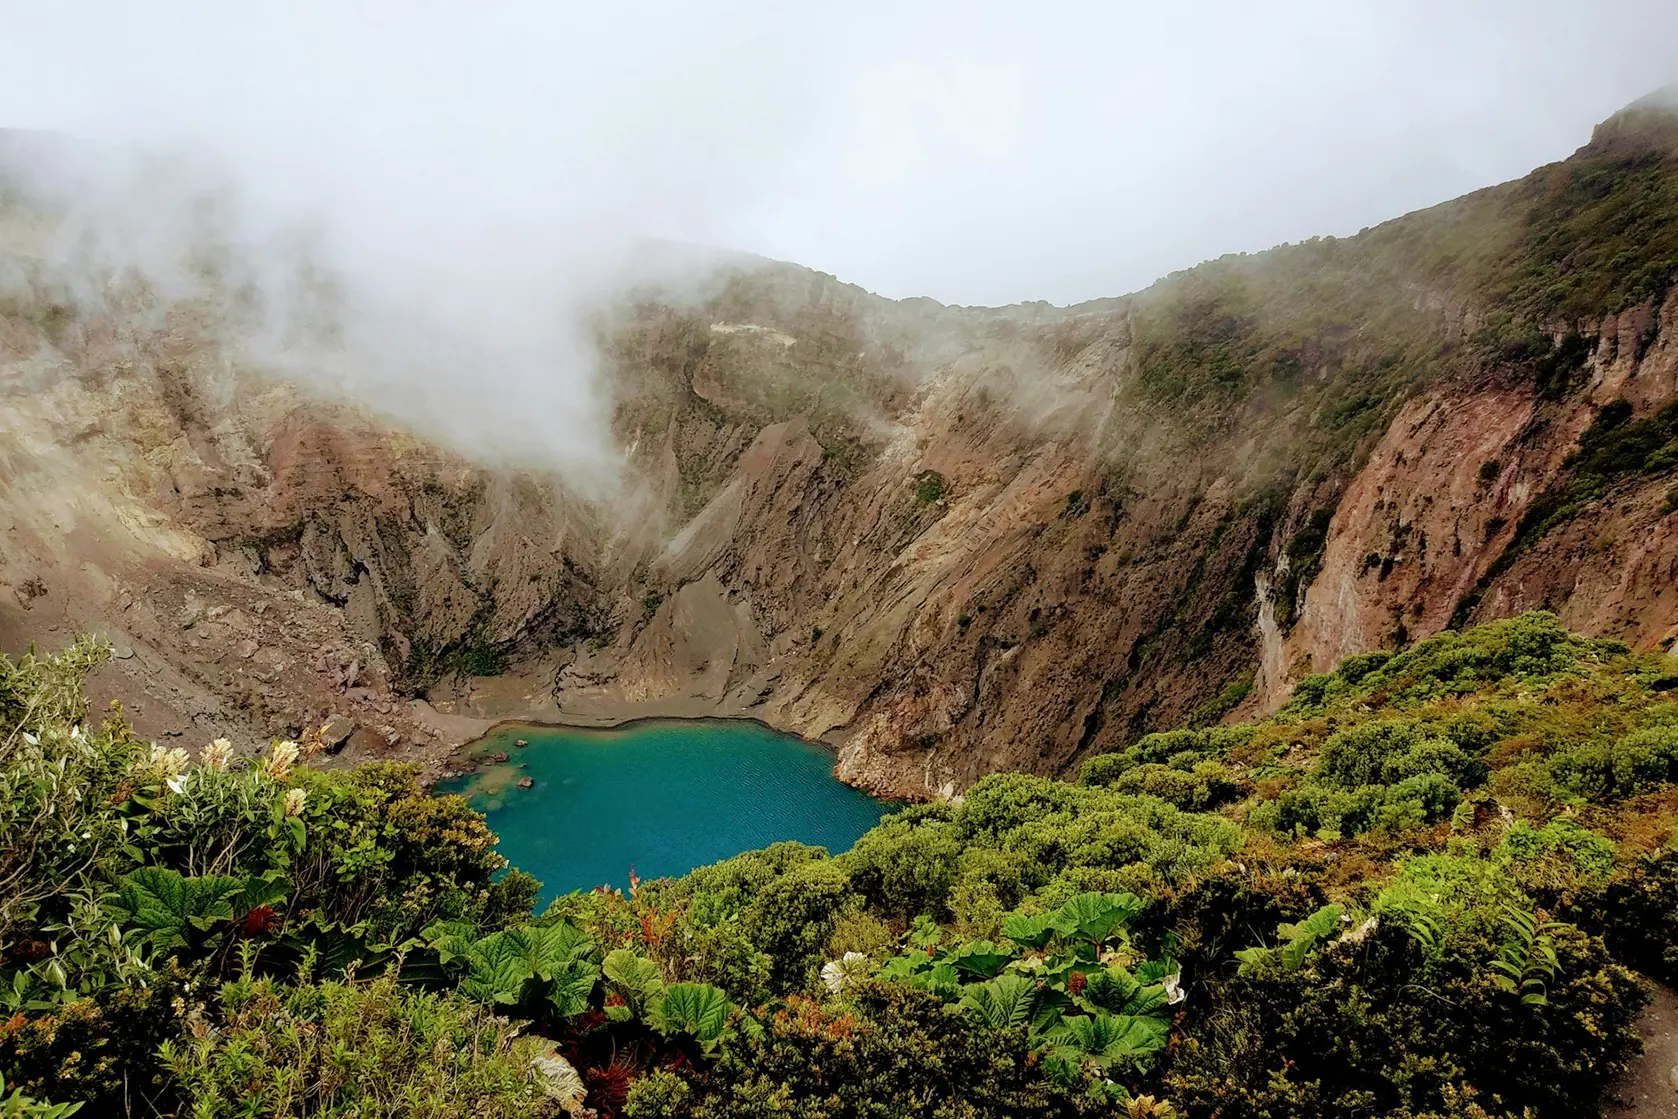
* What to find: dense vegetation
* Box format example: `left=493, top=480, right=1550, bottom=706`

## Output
left=3, top=612, right=1677, bottom=1116
left=1105, top=104, right=1678, bottom=483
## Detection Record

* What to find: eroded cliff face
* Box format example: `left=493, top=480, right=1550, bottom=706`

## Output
left=1273, top=285, right=1678, bottom=705
left=4, top=99, right=1678, bottom=794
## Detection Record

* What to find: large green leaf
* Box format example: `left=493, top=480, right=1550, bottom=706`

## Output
left=546, top=959, right=601, bottom=1018
left=1051, top=892, right=1144, bottom=945
left=460, top=931, right=536, bottom=1004
left=1238, top=904, right=1346, bottom=975
left=944, top=940, right=1015, bottom=979
left=273, top=916, right=394, bottom=978
left=1079, top=964, right=1142, bottom=1014
left=1279, top=905, right=1345, bottom=972
left=422, top=920, right=479, bottom=966
left=958, top=973, right=1039, bottom=1031
left=602, top=949, right=665, bottom=1019
left=649, top=982, right=733, bottom=1049
left=916, top=963, right=963, bottom=999
left=1029, top=991, right=1074, bottom=1042
left=1279, top=904, right=1344, bottom=943
left=233, top=872, right=291, bottom=916
left=1057, top=1011, right=1169, bottom=1070
left=1000, top=913, right=1059, bottom=950
left=506, top=922, right=593, bottom=981
left=878, top=953, right=933, bottom=982
left=103, top=868, right=244, bottom=950
left=1132, top=955, right=1179, bottom=985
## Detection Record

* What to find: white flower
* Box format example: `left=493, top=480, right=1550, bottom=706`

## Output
left=283, top=787, right=307, bottom=818
left=22, top=731, right=38, bottom=747
left=821, top=951, right=871, bottom=995
left=264, top=740, right=300, bottom=779
left=166, top=776, right=186, bottom=795
left=141, top=743, right=190, bottom=780
left=1339, top=916, right=1379, bottom=945
left=201, top=739, right=234, bottom=772
left=1162, top=969, right=1186, bottom=1006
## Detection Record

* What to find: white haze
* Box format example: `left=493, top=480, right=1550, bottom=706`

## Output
left=2, top=0, right=1677, bottom=481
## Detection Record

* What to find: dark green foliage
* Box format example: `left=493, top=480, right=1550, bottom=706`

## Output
left=1480, top=327, right=1595, bottom=397
left=1548, top=724, right=1678, bottom=801
left=103, top=868, right=252, bottom=951
left=288, top=762, right=535, bottom=941
left=875, top=889, right=1173, bottom=1093
left=405, top=635, right=510, bottom=688
left=1317, top=720, right=1480, bottom=789
left=669, top=841, right=832, bottom=926
left=1286, top=611, right=1599, bottom=714
left=1275, top=507, right=1336, bottom=627
left=1601, top=848, right=1678, bottom=985
left=1510, top=398, right=1678, bottom=548
left=1104, top=762, right=1243, bottom=811
left=7, top=612, right=1678, bottom=1117
left=1131, top=279, right=1275, bottom=404
left=913, top=470, right=946, bottom=504
left=403, top=590, right=511, bottom=689
left=1167, top=917, right=1643, bottom=1118
left=843, top=812, right=963, bottom=917
left=1493, top=146, right=1678, bottom=322
left=639, top=981, right=1113, bottom=1119
left=0, top=1073, right=81, bottom=1119
left=159, top=969, right=558, bottom=1118
left=1187, top=668, right=1256, bottom=728
left=740, top=858, right=854, bottom=990
left=0, top=969, right=190, bottom=1115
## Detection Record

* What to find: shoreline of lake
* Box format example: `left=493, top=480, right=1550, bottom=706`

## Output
left=435, top=718, right=898, bottom=899
left=439, top=712, right=845, bottom=781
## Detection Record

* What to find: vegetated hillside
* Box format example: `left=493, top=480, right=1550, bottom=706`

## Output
left=5, top=611, right=1678, bottom=1117
left=3, top=94, right=1678, bottom=797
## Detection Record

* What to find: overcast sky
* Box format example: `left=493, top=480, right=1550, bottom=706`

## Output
left=4, top=1, right=1677, bottom=308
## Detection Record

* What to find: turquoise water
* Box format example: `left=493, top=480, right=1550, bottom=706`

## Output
left=436, top=719, right=894, bottom=901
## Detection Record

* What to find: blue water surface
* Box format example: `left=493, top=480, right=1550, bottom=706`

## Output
left=436, top=719, right=893, bottom=902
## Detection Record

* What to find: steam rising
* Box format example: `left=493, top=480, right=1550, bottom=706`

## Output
left=1, top=3, right=835, bottom=486
left=3, top=0, right=1677, bottom=486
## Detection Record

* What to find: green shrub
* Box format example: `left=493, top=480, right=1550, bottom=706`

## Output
left=741, top=858, right=855, bottom=991
left=160, top=969, right=558, bottom=1118
left=673, top=842, right=832, bottom=926
left=1169, top=916, right=1643, bottom=1117
left=1108, top=761, right=1242, bottom=811
left=0, top=1073, right=81, bottom=1119
left=5, top=612, right=1678, bottom=1118
left=623, top=1067, right=691, bottom=1118
left=658, top=980, right=1112, bottom=1118
left=841, top=812, right=963, bottom=917
left=1286, top=612, right=1599, bottom=714
left=288, top=763, right=536, bottom=940
left=0, top=970, right=189, bottom=1114
left=1550, top=725, right=1678, bottom=801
